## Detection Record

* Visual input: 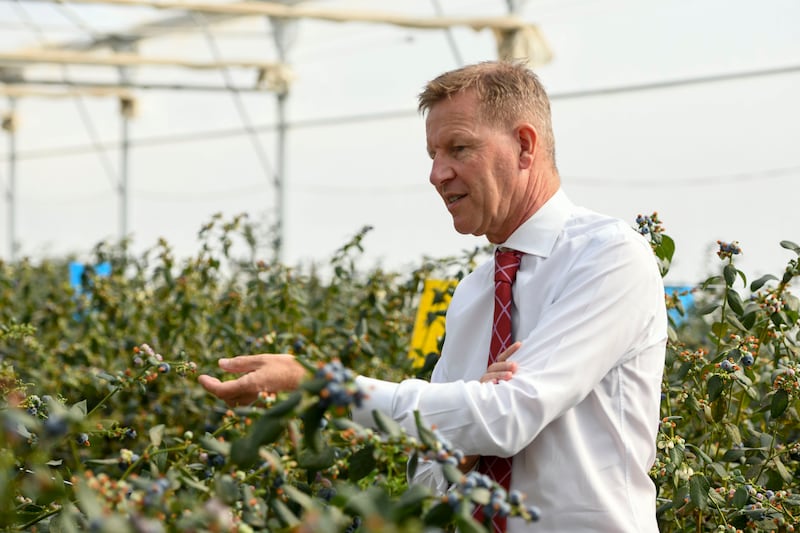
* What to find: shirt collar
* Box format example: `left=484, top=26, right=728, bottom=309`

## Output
left=497, top=188, right=573, bottom=258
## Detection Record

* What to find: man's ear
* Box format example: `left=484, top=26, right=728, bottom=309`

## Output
left=516, top=123, right=537, bottom=170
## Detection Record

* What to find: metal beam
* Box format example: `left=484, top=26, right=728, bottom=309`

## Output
left=0, top=79, right=273, bottom=95
left=39, top=0, right=536, bottom=31
left=0, top=83, right=135, bottom=99
left=0, top=49, right=288, bottom=72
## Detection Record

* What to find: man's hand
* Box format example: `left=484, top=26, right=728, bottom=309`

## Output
left=479, top=341, right=521, bottom=385
left=460, top=341, right=522, bottom=472
left=198, top=354, right=308, bottom=407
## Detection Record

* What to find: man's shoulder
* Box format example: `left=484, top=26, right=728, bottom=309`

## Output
left=563, top=207, right=640, bottom=244
left=558, top=207, right=656, bottom=267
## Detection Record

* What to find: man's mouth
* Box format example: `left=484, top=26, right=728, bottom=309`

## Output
left=446, top=194, right=466, bottom=205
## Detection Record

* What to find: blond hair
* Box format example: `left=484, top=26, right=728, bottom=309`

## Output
left=418, top=60, right=556, bottom=164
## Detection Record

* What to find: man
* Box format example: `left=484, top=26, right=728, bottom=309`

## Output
left=199, top=60, right=667, bottom=532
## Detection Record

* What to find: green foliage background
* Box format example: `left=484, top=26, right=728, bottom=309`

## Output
left=1, top=212, right=800, bottom=532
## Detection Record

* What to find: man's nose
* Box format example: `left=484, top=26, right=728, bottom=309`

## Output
left=429, top=156, right=454, bottom=189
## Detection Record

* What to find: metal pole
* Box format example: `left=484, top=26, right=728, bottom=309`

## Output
left=120, top=98, right=129, bottom=241
left=115, top=39, right=136, bottom=244
left=5, top=97, right=17, bottom=261
left=275, top=89, right=287, bottom=261
left=271, top=17, right=291, bottom=262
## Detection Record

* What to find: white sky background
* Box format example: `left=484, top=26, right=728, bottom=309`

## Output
left=0, top=0, right=799, bottom=285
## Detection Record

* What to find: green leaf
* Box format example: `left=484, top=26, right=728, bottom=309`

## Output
left=709, top=462, right=728, bottom=478
left=712, top=396, right=728, bottom=422
left=283, top=485, right=315, bottom=510
left=373, top=409, right=403, bottom=439
left=407, top=452, right=419, bottom=480
left=271, top=498, right=300, bottom=528
left=669, top=444, right=685, bottom=467
left=751, top=274, right=778, bottom=292
left=301, top=404, right=326, bottom=452
left=257, top=413, right=290, bottom=443
left=96, top=371, right=117, bottom=384
left=672, top=483, right=689, bottom=509
left=229, top=438, right=259, bottom=469
left=392, top=484, right=431, bottom=523
left=724, top=264, right=737, bottom=287
left=724, top=422, right=742, bottom=445
left=149, top=424, right=165, bottom=447
left=413, top=411, right=439, bottom=449
left=721, top=448, right=745, bottom=463
left=216, top=474, right=239, bottom=505
left=179, top=472, right=210, bottom=493
left=773, top=456, right=793, bottom=483
left=707, top=375, right=724, bottom=402
left=708, top=488, right=726, bottom=507
left=772, top=311, right=789, bottom=327
left=297, top=446, right=336, bottom=471
left=153, top=444, right=168, bottom=473
left=727, top=289, right=744, bottom=315
left=424, top=502, right=455, bottom=528
left=660, top=234, right=676, bottom=261
left=442, top=463, right=464, bottom=485
left=711, top=321, right=728, bottom=339
left=265, top=391, right=302, bottom=417
left=726, top=313, right=746, bottom=330
left=347, top=445, right=377, bottom=482
left=771, top=389, right=789, bottom=418
left=780, top=240, right=800, bottom=254
left=85, top=458, right=120, bottom=466
left=454, top=514, right=487, bottom=533
left=686, top=444, right=713, bottom=465
left=200, top=433, right=231, bottom=456
left=732, top=486, right=749, bottom=508
left=230, top=416, right=287, bottom=469
left=676, top=361, right=692, bottom=380
left=70, top=400, right=87, bottom=418
left=468, top=487, right=492, bottom=506
left=656, top=501, right=673, bottom=517
left=696, top=303, right=720, bottom=316
left=689, top=474, right=710, bottom=511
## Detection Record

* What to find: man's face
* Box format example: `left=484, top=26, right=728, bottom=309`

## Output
left=425, top=91, right=524, bottom=244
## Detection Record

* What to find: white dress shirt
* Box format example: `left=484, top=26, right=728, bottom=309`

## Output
left=352, top=189, right=667, bottom=532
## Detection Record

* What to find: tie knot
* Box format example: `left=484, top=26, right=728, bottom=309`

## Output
left=495, top=249, right=523, bottom=284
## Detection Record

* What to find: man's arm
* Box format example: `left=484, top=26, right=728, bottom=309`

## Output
left=197, top=339, right=519, bottom=410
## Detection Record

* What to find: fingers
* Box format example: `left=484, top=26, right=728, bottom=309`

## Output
left=480, top=370, right=514, bottom=384
left=201, top=354, right=302, bottom=406
left=480, top=359, right=518, bottom=384
left=217, top=354, right=273, bottom=374
left=496, top=341, right=522, bottom=363
left=198, top=375, right=240, bottom=403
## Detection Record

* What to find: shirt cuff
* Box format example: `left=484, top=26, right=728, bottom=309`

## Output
left=352, top=375, right=399, bottom=428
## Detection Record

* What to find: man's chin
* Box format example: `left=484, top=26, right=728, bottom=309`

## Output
left=452, top=222, right=483, bottom=238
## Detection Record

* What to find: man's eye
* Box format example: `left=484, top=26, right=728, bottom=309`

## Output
left=452, top=145, right=466, bottom=153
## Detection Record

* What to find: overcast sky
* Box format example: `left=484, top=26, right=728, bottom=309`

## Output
left=1, top=0, right=799, bottom=285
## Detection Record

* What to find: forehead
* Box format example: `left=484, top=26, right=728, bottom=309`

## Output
left=425, top=92, right=482, bottom=141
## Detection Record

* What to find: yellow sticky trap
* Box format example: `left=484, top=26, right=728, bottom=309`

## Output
left=408, top=279, right=457, bottom=368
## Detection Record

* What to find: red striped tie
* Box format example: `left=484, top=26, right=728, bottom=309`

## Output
left=476, top=248, right=522, bottom=532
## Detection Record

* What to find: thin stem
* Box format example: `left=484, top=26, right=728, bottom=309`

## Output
left=18, top=505, right=63, bottom=530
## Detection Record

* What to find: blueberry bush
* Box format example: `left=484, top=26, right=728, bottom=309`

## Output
left=1, top=211, right=799, bottom=532
left=0, top=215, right=533, bottom=533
